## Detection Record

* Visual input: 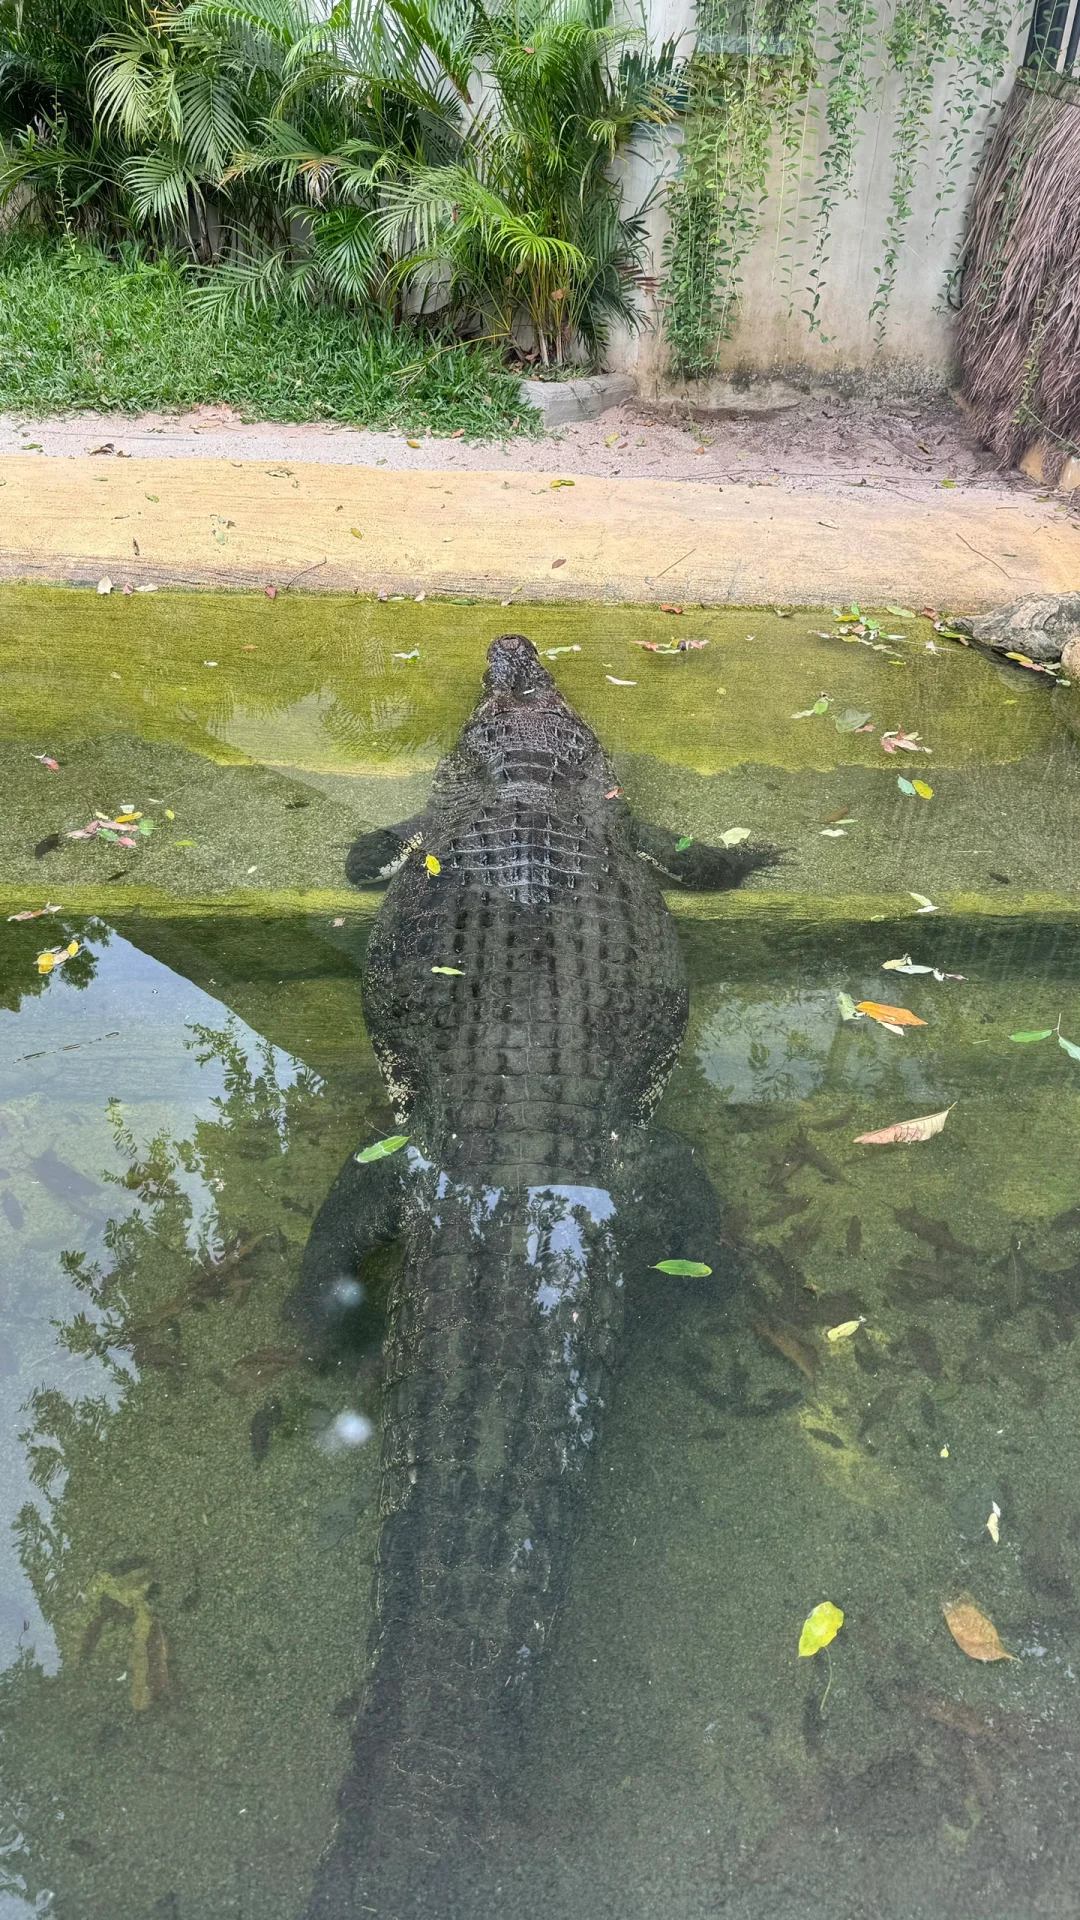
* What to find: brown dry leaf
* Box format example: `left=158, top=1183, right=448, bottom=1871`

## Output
left=751, top=1318, right=818, bottom=1378
left=854, top=1105, right=954, bottom=1146
left=943, top=1593, right=1016, bottom=1662
left=855, top=1001, right=927, bottom=1028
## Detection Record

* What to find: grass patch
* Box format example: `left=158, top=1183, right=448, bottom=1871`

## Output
left=0, top=240, right=540, bottom=435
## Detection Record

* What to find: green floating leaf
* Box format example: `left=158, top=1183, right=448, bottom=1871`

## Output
left=652, top=1259, right=712, bottom=1277
left=1010, top=1031, right=1053, bottom=1044
left=1058, top=1032, right=1080, bottom=1062
left=137, top=817, right=155, bottom=836
left=799, top=1600, right=844, bottom=1657
left=355, top=1135, right=409, bottom=1163
left=812, top=697, right=830, bottom=714
left=886, top=606, right=915, bottom=617
left=897, top=777, right=916, bottom=796
left=675, top=835, right=693, bottom=852
left=835, top=708, right=872, bottom=733
left=431, top=965, right=464, bottom=975
left=836, top=991, right=860, bottom=1021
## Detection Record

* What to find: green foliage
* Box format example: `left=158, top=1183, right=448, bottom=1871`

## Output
left=0, top=235, right=535, bottom=429
left=0, top=0, right=671, bottom=364
left=803, top=0, right=876, bottom=339
left=870, top=0, right=952, bottom=328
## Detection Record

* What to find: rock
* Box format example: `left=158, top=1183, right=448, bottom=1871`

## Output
left=958, top=593, right=1080, bottom=662
left=520, top=373, right=635, bottom=428
left=1062, top=636, right=1080, bottom=678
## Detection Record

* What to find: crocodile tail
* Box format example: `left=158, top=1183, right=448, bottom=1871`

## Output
left=304, top=1177, right=625, bottom=1915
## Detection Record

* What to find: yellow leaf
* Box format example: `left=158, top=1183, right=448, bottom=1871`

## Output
left=114, top=812, right=142, bottom=824
left=425, top=853, right=441, bottom=875
left=826, top=1319, right=862, bottom=1342
left=65, top=941, right=79, bottom=958
left=407, top=440, right=421, bottom=448
left=165, top=809, right=175, bottom=820
left=943, top=1593, right=1015, bottom=1662
left=798, top=1601, right=844, bottom=1657
left=36, top=951, right=55, bottom=974
left=350, top=527, right=363, bottom=538
left=912, top=779, right=933, bottom=799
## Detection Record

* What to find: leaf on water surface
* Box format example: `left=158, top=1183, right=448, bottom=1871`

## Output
left=835, top=709, right=872, bottom=732
left=355, top=1135, right=409, bottom=1164
left=33, top=755, right=59, bottom=771
left=986, top=1502, right=1002, bottom=1544
left=8, top=903, right=62, bottom=922
left=425, top=854, right=441, bottom=875
left=943, top=1594, right=1015, bottom=1662
left=799, top=1601, right=844, bottom=1657
left=542, top=645, right=581, bottom=658
left=856, top=1002, right=927, bottom=1028
left=652, top=1259, right=712, bottom=1276
left=1058, top=1031, right=1080, bottom=1062
left=392, top=650, right=420, bottom=661
left=606, top=676, right=636, bottom=686
left=909, top=892, right=940, bottom=913
left=720, top=827, right=751, bottom=846
left=675, top=836, right=693, bottom=851
left=826, top=1319, right=863, bottom=1341
left=836, top=991, right=860, bottom=1021
left=812, top=697, right=830, bottom=713
left=1009, top=1030, right=1052, bottom=1043
left=913, top=779, right=933, bottom=799
left=431, top=966, right=464, bottom=975
left=854, top=1105, right=954, bottom=1145
left=821, top=828, right=846, bottom=837
left=898, top=777, right=916, bottom=796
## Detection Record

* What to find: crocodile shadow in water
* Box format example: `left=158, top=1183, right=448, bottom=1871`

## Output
left=288, top=634, right=778, bottom=1917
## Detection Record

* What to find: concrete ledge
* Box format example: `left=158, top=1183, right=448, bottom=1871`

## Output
left=520, top=374, right=635, bottom=426
left=0, top=453, right=1077, bottom=607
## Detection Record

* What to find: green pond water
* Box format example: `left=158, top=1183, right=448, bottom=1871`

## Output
left=3, top=589, right=1080, bottom=1920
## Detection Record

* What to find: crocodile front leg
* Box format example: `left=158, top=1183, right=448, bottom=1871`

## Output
left=630, top=816, right=780, bottom=890
left=346, top=813, right=430, bottom=886
left=285, top=1146, right=405, bottom=1343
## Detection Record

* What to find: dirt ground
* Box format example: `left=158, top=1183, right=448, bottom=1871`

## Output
left=0, top=389, right=1050, bottom=502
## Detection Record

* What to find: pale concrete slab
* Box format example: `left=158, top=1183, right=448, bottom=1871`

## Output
left=0, top=452, right=1076, bottom=608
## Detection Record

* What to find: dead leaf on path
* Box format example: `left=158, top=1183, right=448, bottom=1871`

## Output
left=550, top=479, right=575, bottom=489
left=854, top=1105, right=954, bottom=1145
left=855, top=1001, right=927, bottom=1029
left=660, top=604, right=684, bottom=615
left=944, top=1593, right=1016, bottom=1662
left=406, top=440, right=421, bottom=448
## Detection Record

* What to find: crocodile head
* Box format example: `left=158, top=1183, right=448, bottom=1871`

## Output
left=449, top=634, right=610, bottom=793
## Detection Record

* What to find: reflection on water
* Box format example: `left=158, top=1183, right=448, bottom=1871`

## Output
left=1, top=909, right=1079, bottom=1917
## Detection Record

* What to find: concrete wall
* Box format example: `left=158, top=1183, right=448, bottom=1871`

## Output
left=608, top=0, right=1030, bottom=393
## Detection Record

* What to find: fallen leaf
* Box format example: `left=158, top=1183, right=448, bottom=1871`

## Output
left=332, top=917, right=345, bottom=927
left=550, top=478, right=575, bottom=489
left=265, top=585, right=277, bottom=600
left=606, top=676, right=636, bottom=686
left=33, top=754, right=59, bottom=771
left=943, top=1593, right=1015, bottom=1661
left=97, top=578, right=113, bottom=595
left=431, top=965, right=464, bottom=975
left=898, top=776, right=916, bottom=796
left=720, top=827, right=751, bottom=846
left=798, top=1601, right=844, bottom=1656
left=660, top=605, right=684, bottom=615
left=818, top=520, right=838, bottom=529
left=355, top=1135, right=409, bottom=1164
left=652, top=1259, right=712, bottom=1276
left=551, top=558, right=567, bottom=569
left=909, top=892, right=940, bottom=913
left=882, top=729, right=931, bottom=753
left=913, top=779, right=933, bottom=799
left=451, top=428, right=465, bottom=439
left=675, top=835, right=693, bottom=851
left=605, top=787, right=621, bottom=799
left=392, top=650, right=420, bottom=661
left=1058, top=1030, right=1080, bottom=1062
left=7, top=903, right=62, bottom=922
left=940, top=477, right=957, bottom=488
left=164, top=809, right=175, bottom=820
left=350, top=527, right=363, bottom=538
left=826, top=1319, right=863, bottom=1341
left=605, top=432, right=620, bottom=447
left=854, top=1105, right=954, bottom=1145
left=886, top=606, right=916, bottom=617
left=821, top=828, right=846, bottom=837
left=542, top=645, right=581, bottom=658
left=424, top=854, right=441, bottom=875
left=837, top=991, right=860, bottom=1021
left=407, top=439, right=421, bottom=448
left=986, top=1502, right=1002, bottom=1544
left=882, top=954, right=927, bottom=972
left=856, top=1002, right=927, bottom=1028
left=1010, top=1029, right=1052, bottom=1043
left=414, top=591, right=426, bottom=602
left=835, top=708, right=872, bottom=732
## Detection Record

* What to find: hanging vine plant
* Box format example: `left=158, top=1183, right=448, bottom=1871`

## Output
left=662, top=0, right=1014, bottom=381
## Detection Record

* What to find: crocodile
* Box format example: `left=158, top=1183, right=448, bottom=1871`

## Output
left=291, top=634, right=776, bottom=1917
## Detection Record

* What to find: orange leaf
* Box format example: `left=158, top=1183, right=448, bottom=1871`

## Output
left=943, top=1593, right=1016, bottom=1662
left=855, top=1001, right=927, bottom=1027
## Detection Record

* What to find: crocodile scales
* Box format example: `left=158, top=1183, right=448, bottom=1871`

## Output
left=292, top=634, right=776, bottom=1917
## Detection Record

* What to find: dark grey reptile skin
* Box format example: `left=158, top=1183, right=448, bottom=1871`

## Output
left=290, top=635, right=777, bottom=1917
